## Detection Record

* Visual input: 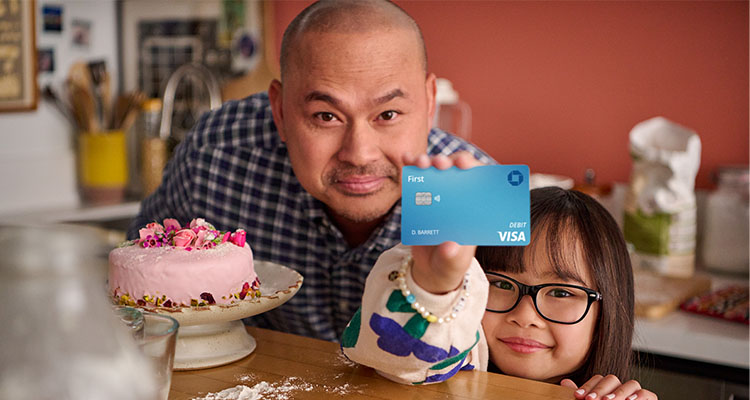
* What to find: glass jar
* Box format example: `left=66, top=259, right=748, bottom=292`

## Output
left=701, top=166, right=749, bottom=274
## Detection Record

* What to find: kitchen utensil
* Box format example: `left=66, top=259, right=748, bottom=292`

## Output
left=41, top=85, right=77, bottom=127
left=120, top=91, right=145, bottom=133
left=113, top=91, right=141, bottom=131
left=113, top=94, right=130, bottom=130
left=88, top=60, right=109, bottom=129
left=67, top=80, right=98, bottom=132
left=67, top=61, right=93, bottom=94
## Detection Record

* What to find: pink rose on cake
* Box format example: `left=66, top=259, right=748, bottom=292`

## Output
left=173, top=228, right=197, bottom=247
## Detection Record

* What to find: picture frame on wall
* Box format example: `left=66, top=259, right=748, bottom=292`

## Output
left=0, top=0, right=37, bottom=112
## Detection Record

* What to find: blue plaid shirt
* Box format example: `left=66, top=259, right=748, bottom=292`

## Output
left=129, top=92, right=494, bottom=341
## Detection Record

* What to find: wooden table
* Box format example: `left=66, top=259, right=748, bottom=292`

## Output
left=169, top=327, right=574, bottom=399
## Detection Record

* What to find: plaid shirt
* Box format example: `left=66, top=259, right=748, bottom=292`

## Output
left=129, top=92, right=494, bottom=341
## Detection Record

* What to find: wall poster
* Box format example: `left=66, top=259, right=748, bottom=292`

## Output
left=0, top=0, right=36, bottom=112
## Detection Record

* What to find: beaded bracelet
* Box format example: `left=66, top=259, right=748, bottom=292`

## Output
left=395, top=255, right=470, bottom=324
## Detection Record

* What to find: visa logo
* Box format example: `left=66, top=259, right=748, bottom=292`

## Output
left=497, top=231, right=526, bottom=242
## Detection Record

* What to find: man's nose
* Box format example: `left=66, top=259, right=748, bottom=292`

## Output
left=337, top=120, right=380, bottom=166
left=507, top=295, right=544, bottom=328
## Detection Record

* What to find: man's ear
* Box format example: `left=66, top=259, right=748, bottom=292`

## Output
left=268, top=79, right=286, bottom=142
left=425, top=72, right=437, bottom=128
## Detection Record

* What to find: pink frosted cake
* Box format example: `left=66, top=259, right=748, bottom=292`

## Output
left=109, top=218, right=260, bottom=308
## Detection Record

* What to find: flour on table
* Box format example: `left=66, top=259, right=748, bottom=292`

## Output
left=194, top=383, right=269, bottom=400
left=336, top=352, right=358, bottom=368
left=236, top=373, right=256, bottom=383
left=192, top=375, right=361, bottom=400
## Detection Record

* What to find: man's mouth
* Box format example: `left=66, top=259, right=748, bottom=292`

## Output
left=334, top=175, right=387, bottom=195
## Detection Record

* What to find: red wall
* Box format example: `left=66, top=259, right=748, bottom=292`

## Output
left=272, top=1, right=748, bottom=188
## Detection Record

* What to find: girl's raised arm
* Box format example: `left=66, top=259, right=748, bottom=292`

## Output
left=341, top=244, right=489, bottom=384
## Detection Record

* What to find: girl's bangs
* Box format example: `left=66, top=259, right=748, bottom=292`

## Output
left=476, top=190, right=590, bottom=284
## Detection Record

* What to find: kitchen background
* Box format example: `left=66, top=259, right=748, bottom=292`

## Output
left=0, top=1, right=747, bottom=399
left=0, top=0, right=747, bottom=213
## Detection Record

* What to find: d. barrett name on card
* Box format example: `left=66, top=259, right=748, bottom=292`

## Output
left=411, top=229, right=439, bottom=235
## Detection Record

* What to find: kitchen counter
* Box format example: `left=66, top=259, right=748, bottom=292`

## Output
left=634, top=310, right=748, bottom=369
left=633, top=273, right=749, bottom=370
left=169, top=327, right=575, bottom=400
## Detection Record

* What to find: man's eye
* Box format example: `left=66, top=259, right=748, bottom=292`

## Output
left=314, top=112, right=337, bottom=122
left=378, top=110, right=399, bottom=121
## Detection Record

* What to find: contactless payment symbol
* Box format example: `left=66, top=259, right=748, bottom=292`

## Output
left=507, top=170, right=524, bottom=186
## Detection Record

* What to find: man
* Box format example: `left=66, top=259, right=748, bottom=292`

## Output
left=129, top=0, right=493, bottom=341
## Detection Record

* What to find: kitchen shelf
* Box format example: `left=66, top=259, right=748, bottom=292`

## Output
left=0, top=200, right=141, bottom=225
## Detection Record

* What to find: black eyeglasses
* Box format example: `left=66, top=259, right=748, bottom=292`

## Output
left=485, top=272, right=602, bottom=325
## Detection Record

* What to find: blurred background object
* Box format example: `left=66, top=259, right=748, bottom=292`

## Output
left=433, top=77, right=472, bottom=140
left=700, top=165, right=749, bottom=275
left=0, top=223, right=156, bottom=399
left=624, top=117, right=701, bottom=278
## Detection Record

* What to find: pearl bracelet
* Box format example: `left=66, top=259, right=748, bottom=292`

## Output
left=395, top=255, right=470, bottom=324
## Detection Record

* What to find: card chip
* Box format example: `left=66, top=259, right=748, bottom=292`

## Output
left=415, top=192, right=432, bottom=206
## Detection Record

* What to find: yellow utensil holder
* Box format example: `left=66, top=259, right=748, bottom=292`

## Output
left=78, top=131, right=128, bottom=204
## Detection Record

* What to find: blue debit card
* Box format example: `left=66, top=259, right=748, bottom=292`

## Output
left=401, top=165, right=530, bottom=246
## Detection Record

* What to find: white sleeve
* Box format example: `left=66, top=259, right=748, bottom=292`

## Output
left=341, top=244, right=489, bottom=384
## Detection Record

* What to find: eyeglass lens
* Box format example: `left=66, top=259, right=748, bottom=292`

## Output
left=487, top=276, right=592, bottom=323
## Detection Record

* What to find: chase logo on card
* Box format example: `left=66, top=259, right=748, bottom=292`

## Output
left=401, top=165, right=530, bottom=246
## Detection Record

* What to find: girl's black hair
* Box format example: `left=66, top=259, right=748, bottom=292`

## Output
left=476, top=187, right=634, bottom=384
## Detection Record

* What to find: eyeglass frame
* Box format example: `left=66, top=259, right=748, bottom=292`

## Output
left=484, top=272, right=603, bottom=325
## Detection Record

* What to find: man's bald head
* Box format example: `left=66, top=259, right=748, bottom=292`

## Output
left=280, top=0, right=427, bottom=81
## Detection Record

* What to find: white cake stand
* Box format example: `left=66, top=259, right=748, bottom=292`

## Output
left=145, top=261, right=303, bottom=370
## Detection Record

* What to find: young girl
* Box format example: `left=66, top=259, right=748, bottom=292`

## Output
left=342, top=175, right=655, bottom=399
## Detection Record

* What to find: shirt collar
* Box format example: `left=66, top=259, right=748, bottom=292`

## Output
left=304, top=193, right=401, bottom=253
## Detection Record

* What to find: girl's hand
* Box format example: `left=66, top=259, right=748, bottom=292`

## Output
left=560, top=375, right=658, bottom=400
left=402, top=152, right=483, bottom=294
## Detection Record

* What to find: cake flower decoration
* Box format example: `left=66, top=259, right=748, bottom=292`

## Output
left=173, top=228, right=197, bottom=247
left=194, top=230, right=208, bottom=248
left=230, top=230, right=246, bottom=247
left=146, top=222, right=165, bottom=234
left=163, top=218, right=181, bottom=232
left=131, top=218, right=246, bottom=250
